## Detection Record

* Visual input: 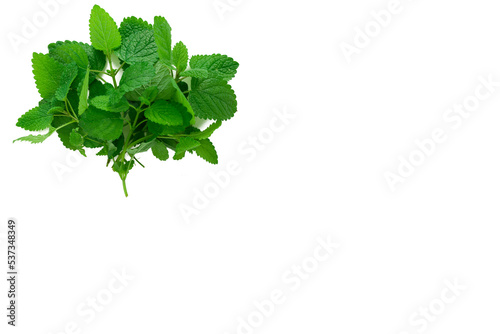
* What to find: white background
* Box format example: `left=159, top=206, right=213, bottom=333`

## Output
left=1, top=0, right=500, bottom=333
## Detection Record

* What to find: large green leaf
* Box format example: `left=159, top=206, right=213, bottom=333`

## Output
left=89, top=5, right=121, bottom=54
left=189, top=78, right=237, bottom=120
left=80, top=106, right=123, bottom=141
left=116, top=29, right=158, bottom=65
left=32, top=53, right=65, bottom=99
left=16, top=100, right=54, bottom=131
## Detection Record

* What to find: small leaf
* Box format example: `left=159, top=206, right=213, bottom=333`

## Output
left=189, top=54, right=239, bottom=81
left=128, top=138, right=156, bottom=156
left=174, top=137, right=200, bottom=160
left=139, top=86, right=159, bottom=105
left=90, top=95, right=129, bottom=112
left=195, top=139, right=218, bottom=164
left=14, top=127, right=55, bottom=144
left=180, top=68, right=209, bottom=78
left=170, top=77, right=195, bottom=123
left=173, top=41, right=188, bottom=73
left=151, top=140, right=169, bottom=161
left=145, top=100, right=184, bottom=126
left=119, top=16, right=153, bottom=40
left=69, top=128, right=84, bottom=147
left=154, top=16, right=172, bottom=65
left=78, top=67, right=90, bottom=115
left=189, top=120, right=223, bottom=140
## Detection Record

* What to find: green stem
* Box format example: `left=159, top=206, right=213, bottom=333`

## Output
left=128, top=134, right=155, bottom=148
left=89, top=69, right=111, bottom=76
left=135, top=119, right=148, bottom=128
left=108, top=55, right=118, bottom=88
left=157, top=136, right=179, bottom=141
left=55, top=120, right=77, bottom=131
left=133, top=156, right=145, bottom=168
left=64, top=98, right=78, bottom=121
left=121, top=176, right=128, bottom=197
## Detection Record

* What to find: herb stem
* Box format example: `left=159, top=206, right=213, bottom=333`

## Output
left=121, top=177, right=128, bottom=197
left=108, top=55, right=118, bottom=88
left=64, top=98, right=79, bottom=122
left=128, top=134, right=155, bottom=148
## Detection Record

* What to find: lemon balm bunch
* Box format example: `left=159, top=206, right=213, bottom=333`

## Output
left=15, top=5, right=239, bottom=196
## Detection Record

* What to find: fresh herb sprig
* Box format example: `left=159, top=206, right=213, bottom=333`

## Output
left=15, top=5, right=239, bottom=197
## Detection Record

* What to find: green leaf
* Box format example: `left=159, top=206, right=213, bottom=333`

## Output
left=32, top=53, right=65, bottom=99
left=189, top=120, right=223, bottom=140
left=189, top=54, right=239, bottom=81
left=119, top=62, right=156, bottom=93
left=48, top=106, right=65, bottom=115
left=78, top=67, right=90, bottom=115
left=52, top=116, right=79, bottom=150
left=80, top=43, right=107, bottom=72
left=154, top=16, right=172, bottom=65
left=145, top=100, right=184, bottom=125
left=48, top=41, right=89, bottom=69
left=14, top=126, right=56, bottom=144
left=174, top=137, right=200, bottom=160
left=69, top=128, right=85, bottom=153
left=89, top=5, right=121, bottom=54
left=170, top=77, right=195, bottom=123
left=16, top=101, right=54, bottom=131
left=90, top=95, right=129, bottom=112
left=116, top=29, right=158, bottom=65
left=128, top=138, right=156, bottom=156
left=55, top=62, right=78, bottom=101
left=180, top=68, right=209, bottom=78
left=195, top=139, right=218, bottom=164
left=48, top=41, right=106, bottom=87
left=189, top=78, right=237, bottom=120
left=119, top=16, right=153, bottom=40
left=139, top=86, right=159, bottom=106
left=172, top=41, right=188, bottom=73
left=124, top=62, right=173, bottom=101
left=151, top=140, right=169, bottom=161
left=147, top=106, right=192, bottom=135
left=89, top=81, right=114, bottom=98
left=80, top=106, right=123, bottom=141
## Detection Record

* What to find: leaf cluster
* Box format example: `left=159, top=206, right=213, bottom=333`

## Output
left=15, top=5, right=239, bottom=197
